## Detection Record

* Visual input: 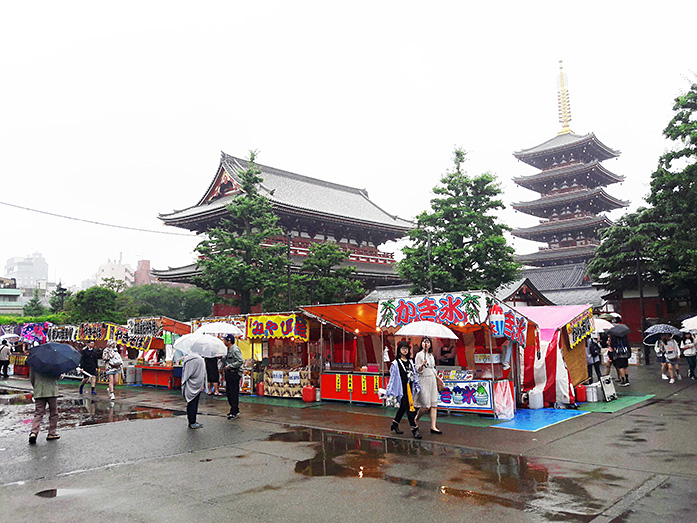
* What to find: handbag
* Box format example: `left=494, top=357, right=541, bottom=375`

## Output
left=436, top=375, right=445, bottom=392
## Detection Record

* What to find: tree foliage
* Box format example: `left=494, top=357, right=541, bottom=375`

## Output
left=67, top=286, right=123, bottom=323
left=397, top=148, right=519, bottom=293
left=23, top=289, right=47, bottom=316
left=589, top=82, right=697, bottom=306
left=120, top=284, right=214, bottom=321
left=299, top=243, right=365, bottom=304
left=100, top=277, right=127, bottom=293
left=194, top=150, right=287, bottom=313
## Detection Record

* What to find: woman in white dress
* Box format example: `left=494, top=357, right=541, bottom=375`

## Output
left=414, top=337, right=442, bottom=434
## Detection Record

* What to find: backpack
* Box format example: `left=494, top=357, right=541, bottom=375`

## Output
left=614, top=339, right=630, bottom=359
left=588, top=340, right=601, bottom=358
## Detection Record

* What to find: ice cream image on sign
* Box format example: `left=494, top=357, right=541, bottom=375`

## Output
left=474, top=384, right=489, bottom=406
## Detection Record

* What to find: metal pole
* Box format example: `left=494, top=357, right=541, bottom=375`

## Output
left=427, top=229, right=433, bottom=294
left=286, top=230, right=292, bottom=310
left=636, top=248, right=649, bottom=365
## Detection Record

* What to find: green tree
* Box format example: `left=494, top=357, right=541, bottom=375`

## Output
left=299, top=243, right=365, bottom=304
left=120, top=284, right=214, bottom=320
left=193, top=150, right=287, bottom=313
left=589, top=82, right=697, bottom=307
left=49, top=282, right=71, bottom=313
left=68, top=286, right=123, bottom=323
left=397, top=148, right=519, bottom=293
left=23, top=289, right=47, bottom=316
left=100, top=277, right=127, bottom=293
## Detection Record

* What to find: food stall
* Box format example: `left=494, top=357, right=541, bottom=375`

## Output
left=515, top=305, right=593, bottom=407
left=302, top=290, right=540, bottom=418
left=246, top=312, right=321, bottom=399
left=130, top=317, right=191, bottom=388
left=191, top=316, right=253, bottom=394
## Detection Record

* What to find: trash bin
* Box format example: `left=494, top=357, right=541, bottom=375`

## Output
left=586, top=383, right=600, bottom=402
left=528, top=389, right=543, bottom=409
left=125, top=365, right=136, bottom=384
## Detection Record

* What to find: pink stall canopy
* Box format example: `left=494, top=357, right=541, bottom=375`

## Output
left=516, top=305, right=593, bottom=407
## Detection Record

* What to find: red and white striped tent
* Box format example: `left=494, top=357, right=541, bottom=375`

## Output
left=516, top=305, right=594, bottom=407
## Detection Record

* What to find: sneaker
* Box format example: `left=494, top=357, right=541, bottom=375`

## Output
left=662, top=374, right=669, bottom=380
left=669, top=378, right=675, bottom=384
left=91, top=390, right=97, bottom=395
left=109, top=393, right=115, bottom=400
left=227, top=413, right=238, bottom=420
left=46, top=434, right=60, bottom=441
left=28, top=433, right=37, bottom=445
left=79, top=386, right=84, bottom=394
left=619, top=382, right=630, bottom=387
left=188, top=423, right=203, bottom=429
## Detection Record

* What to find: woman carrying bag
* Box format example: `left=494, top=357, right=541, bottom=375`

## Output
left=385, top=340, right=422, bottom=439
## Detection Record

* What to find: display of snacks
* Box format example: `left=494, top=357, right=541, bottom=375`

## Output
left=263, top=368, right=310, bottom=398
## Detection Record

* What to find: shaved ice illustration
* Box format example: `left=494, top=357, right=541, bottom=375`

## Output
left=474, top=384, right=489, bottom=406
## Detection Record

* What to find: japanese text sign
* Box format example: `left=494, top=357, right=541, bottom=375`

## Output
left=566, top=309, right=593, bottom=349
left=377, top=293, right=484, bottom=328
left=488, top=301, right=528, bottom=346
left=247, top=314, right=309, bottom=342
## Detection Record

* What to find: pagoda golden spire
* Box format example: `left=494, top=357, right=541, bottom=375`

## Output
left=557, top=60, right=573, bottom=135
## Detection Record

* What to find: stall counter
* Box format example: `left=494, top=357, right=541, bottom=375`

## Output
left=137, top=365, right=180, bottom=388
left=320, top=371, right=385, bottom=404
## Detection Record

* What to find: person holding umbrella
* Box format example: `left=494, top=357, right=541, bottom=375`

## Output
left=0, top=340, right=10, bottom=379
left=681, top=332, right=696, bottom=380
left=414, top=337, right=442, bottom=434
left=610, top=333, right=631, bottom=386
left=26, top=342, right=81, bottom=444
left=182, top=352, right=206, bottom=429
left=656, top=333, right=681, bottom=383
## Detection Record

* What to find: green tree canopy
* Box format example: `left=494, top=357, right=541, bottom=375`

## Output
left=194, top=150, right=287, bottom=313
left=67, top=286, right=123, bottom=323
left=120, top=284, right=214, bottom=321
left=398, top=148, right=519, bottom=293
left=299, top=243, right=365, bottom=305
left=23, top=289, right=47, bottom=316
left=589, top=82, right=697, bottom=306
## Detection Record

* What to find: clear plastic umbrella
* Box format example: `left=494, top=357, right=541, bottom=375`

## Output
left=395, top=320, right=458, bottom=339
left=173, top=332, right=227, bottom=359
left=681, top=315, right=697, bottom=332
left=195, top=322, right=244, bottom=336
left=593, top=318, right=614, bottom=332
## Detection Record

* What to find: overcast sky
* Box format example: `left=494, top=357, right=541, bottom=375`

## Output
left=1, top=1, right=695, bottom=289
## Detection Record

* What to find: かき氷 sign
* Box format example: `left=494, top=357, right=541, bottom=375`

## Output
left=377, top=293, right=484, bottom=328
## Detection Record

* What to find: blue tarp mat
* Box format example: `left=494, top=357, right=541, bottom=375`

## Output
left=493, top=408, right=588, bottom=432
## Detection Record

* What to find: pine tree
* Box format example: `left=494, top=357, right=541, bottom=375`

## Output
left=398, top=148, right=519, bottom=293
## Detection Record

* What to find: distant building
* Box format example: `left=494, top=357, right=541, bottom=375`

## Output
left=96, top=255, right=134, bottom=287
left=0, top=277, right=22, bottom=315
left=5, top=253, right=48, bottom=288
left=134, top=260, right=155, bottom=286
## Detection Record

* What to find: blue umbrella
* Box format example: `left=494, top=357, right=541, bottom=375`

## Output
left=26, top=342, right=81, bottom=377
left=643, top=324, right=682, bottom=345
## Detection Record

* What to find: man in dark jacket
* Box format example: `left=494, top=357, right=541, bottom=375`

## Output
left=222, top=334, right=244, bottom=420
left=78, top=341, right=99, bottom=395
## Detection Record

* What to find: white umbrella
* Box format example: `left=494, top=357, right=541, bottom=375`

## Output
left=593, top=318, right=614, bottom=332
left=0, top=333, right=19, bottom=342
left=195, top=322, right=244, bottom=336
left=395, top=320, right=458, bottom=340
left=173, top=332, right=227, bottom=359
left=681, top=315, right=697, bottom=332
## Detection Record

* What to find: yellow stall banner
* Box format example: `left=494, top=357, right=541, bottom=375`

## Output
left=336, top=373, right=341, bottom=392
left=374, top=376, right=380, bottom=393
left=247, top=314, right=309, bottom=342
left=347, top=374, right=353, bottom=392
left=361, top=375, right=367, bottom=395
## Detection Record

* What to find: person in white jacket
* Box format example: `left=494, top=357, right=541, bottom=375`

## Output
left=681, top=332, right=696, bottom=380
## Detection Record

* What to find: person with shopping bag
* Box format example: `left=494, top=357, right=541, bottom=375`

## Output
left=385, top=340, right=421, bottom=439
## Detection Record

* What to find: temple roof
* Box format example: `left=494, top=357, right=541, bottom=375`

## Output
left=151, top=255, right=402, bottom=284
left=514, top=133, right=620, bottom=170
left=516, top=244, right=598, bottom=267
left=512, top=215, right=613, bottom=241
left=511, top=187, right=628, bottom=218
left=494, top=278, right=554, bottom=306
left=159, top=153, right=413, bottom=235
left=522, top=263, right=589, bottom=290
left=513, top=160, right=624, bottom=192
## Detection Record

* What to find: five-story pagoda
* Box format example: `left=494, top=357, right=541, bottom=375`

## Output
left=511, top=62, right=628, bottom=267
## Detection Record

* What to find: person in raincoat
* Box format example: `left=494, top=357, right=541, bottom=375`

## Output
left=386, top=340, right=422, bottom=439
left=182, top=352, right=206, bottom=429
left=28, top=367, right=60, bottom=444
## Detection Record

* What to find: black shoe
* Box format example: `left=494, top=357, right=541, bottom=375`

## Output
left=390, top=421, right=403, bottom=434
left=28, top=433, right=37, bottom=445
left=411, top=427, right=422, bottom=439
left=227, top=413, right=238, bottom=420
left=430, top=428, right=443, bottom=434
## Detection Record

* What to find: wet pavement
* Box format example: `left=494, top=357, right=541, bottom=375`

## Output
left=0, top=366, right=695, bottom=522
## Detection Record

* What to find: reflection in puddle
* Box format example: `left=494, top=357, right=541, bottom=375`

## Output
left=0, top=388, right=183, bottom=435
left=269, top=428, right=600, bottom=521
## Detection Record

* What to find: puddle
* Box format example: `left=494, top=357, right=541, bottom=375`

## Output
left=269, top=428, right=602, bottom=521
left=35, top=488, right=87, bottom=498
left=0, top=391, right=183, bottom=435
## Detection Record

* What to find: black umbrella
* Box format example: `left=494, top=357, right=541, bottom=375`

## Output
left=606, top=324, right=631, bottom=337
left=26, top=342, right=81, bottom=377
left=643, top=324, right=683, bottom=345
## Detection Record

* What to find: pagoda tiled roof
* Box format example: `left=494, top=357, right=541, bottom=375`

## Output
left=522, top=263, right=589, bottom=290
left=512, top=160, right=624, bottom=192
left=514, top=133, right=619, bottom=170
left=512, top=215, right=613, bottom=240
left=516, top=244, right=598, bottom=266
left=494, top=278, right=554, bottom=305
left=159, top=153, right=413, bottom=234
left=511, top=187, right=628, bottom=216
